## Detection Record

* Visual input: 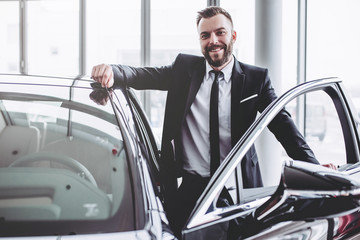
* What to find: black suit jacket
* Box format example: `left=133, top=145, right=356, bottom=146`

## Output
left=112, top=53, right=318, bottom=194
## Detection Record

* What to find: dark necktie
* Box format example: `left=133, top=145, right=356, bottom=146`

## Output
left=210, top=71, right=220, bottom=176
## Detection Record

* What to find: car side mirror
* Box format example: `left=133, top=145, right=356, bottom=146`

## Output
left=255, top=160, right=360, bottom=225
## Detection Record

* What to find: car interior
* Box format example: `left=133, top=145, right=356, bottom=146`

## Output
left=0, top=93, right=130, bottom=221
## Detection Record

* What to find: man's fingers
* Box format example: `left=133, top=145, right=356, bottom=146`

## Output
left=91, top=64, right=114, bottom=88
left=103, top=66, right=114, bottom=88
left=91, top=64, right=104, bottom=82
left=322, top=163, right=337, bottom=170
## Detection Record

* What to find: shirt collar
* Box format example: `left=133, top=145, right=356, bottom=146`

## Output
left=205, top=56, right=234, bottom=83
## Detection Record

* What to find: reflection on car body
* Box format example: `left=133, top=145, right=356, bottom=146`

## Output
left=0, top=75, right=360, bottom=239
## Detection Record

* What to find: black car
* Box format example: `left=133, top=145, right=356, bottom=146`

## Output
left=0, top=74, right=359, bottom=239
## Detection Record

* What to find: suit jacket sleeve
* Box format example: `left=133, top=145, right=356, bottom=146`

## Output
left=110, top=63, right=173, bottom=90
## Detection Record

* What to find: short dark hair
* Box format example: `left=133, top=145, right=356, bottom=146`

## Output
left=196, top=6, right=233, bottom=28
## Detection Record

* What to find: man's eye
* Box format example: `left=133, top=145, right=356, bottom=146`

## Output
left=201, top=34, right=209, bottom=39
left=217, top=31, right=225, bottom=35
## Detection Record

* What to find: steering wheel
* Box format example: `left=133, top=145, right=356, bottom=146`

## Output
left=9, top=151, right=98, bottom=187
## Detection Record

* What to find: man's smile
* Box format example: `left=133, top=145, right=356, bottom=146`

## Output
left=207, top=45, right=225, bottom=53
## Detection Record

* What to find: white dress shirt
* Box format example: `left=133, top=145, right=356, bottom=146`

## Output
left=181, top=58, right=234, bottom=177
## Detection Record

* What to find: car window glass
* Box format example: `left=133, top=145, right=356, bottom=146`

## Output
left=305, top=91, right=346, bottom=166
left=223, top=170, right=239, bottom=205
left=252, top=89, right=347, bottom=190
left=286, top=91, right=346, bottom=167
left=0, top=87, right=137, bottom=233
left=128, top=90, right=161, bottom=169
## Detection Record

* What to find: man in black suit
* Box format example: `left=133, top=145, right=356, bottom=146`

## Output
left=92, top=6, right=329, bottom=236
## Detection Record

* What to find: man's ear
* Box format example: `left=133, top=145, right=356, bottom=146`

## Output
left=232, top=30, right=237, bottom=42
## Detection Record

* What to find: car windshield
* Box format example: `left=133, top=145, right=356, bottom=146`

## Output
left=0, top=80, right=136, bottom=236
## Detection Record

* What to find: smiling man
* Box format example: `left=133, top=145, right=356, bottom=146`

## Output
left=91, top=6, right=320, bottom=237
left=198, top=10, right=236, bottom=70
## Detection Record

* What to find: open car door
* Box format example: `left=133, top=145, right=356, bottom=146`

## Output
left=182, top=78, right=360, bottom=240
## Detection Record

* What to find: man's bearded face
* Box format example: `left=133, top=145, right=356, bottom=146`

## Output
left=203, top=39, right=234, bottom=67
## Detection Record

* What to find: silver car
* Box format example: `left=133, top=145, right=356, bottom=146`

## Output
left=0, top=75, right=359, bottom=239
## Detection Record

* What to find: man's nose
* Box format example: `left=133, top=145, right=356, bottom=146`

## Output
left=209, top=33, right=219, bottom=44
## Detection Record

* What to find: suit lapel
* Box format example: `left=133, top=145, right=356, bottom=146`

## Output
left=183, top=61, right=206, bottom=121
left=231, top=60, right=246, bottom=146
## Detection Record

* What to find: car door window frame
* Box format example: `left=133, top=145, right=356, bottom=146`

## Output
left=333, top=82, right=360, bottom=163
left=126, top=89, right=162, bottom=186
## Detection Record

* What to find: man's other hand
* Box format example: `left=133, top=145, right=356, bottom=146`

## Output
left=322, top=163, right=338, bottom=170
left=91, top=64, right=114, bottom=88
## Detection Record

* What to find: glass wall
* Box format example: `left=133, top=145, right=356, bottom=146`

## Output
left=0, top=1, right=19, bottom=73
left=86, top=0, right=141, bottom=72
left=150, top=0, right=203, bottom=65
left=281, top=0, right=298, bottom=92
left=221, top=0, right=255, bottom=65
left=1, top=0, right=360, bottom=148
left=27, top=0, right=79, bottom=76
left=307, top=0, right=360, bottom=112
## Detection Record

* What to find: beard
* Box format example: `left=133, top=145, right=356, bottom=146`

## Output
left=203, top=40, right=234, bottom=67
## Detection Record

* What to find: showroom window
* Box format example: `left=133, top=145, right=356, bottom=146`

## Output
left=220, top=0, right=255, bottom=66
left=281, top=0, right=298, bottom=92
left=150, top=0, right=203, bottom=65
left=0, top=1, right=19, bottom=73
left=86, top=0, right=141, bottom=73
left=27, top=0, right=79, bottom=76
left=3, top=0, right=360, bottom=151
left=307, top=0, right=360, bottom=113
